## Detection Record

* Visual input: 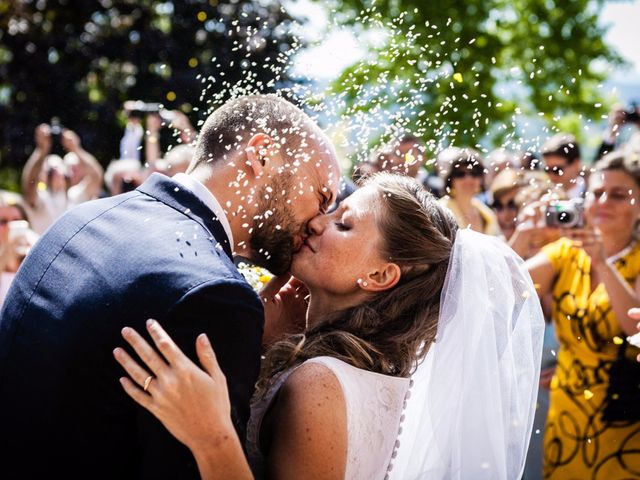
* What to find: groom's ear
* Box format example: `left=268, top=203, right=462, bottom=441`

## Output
left=362, top=263, right=401, bottom=292
left=245, top=133, right=275, bottom=178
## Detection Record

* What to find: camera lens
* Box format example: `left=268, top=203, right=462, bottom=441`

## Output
left=558, top=211, right=574, bottom=224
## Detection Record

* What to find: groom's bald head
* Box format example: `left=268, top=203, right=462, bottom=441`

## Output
left=189, top=94, right=332, bottom=172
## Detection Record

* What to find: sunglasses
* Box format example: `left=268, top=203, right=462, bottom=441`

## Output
left=450, top=168, right=483, bottom=179
left=544, top=165, right=566, bottom=175
left=491, top=200, right=518, bottom=212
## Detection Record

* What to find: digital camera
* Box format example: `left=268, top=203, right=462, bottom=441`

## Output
left=124, top=101, right=175, bottom=121
left=546, top=199, right=585, bottom=229
left=50, top=117, right=64, bottom=137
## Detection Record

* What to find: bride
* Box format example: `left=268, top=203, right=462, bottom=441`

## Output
left=114, top=173, right=544, bottom=479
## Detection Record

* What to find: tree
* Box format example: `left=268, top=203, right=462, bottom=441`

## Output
left=0, top=0, right=300, bottom=188
left=323, top=0, right=623, bottom=159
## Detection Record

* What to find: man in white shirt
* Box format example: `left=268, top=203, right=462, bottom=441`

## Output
left=541, top=132, right=587, bottom=199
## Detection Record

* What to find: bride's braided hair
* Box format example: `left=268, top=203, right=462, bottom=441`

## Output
left=258, top=173, right=458, bottom=393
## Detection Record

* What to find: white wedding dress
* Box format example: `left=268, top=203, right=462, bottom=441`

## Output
left=246, top=230, right=543, bottom=480
left=246, top=355, right=410, bottom=480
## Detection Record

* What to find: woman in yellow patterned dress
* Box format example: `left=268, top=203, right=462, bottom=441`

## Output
left=526, top=150, right=640, bottom=479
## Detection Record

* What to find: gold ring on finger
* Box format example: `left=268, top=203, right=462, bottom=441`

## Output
left=143, top=375, right=155, bottom=393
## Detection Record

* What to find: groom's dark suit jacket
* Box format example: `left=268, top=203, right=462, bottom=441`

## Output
left=0, top=173, right=264, bottom=479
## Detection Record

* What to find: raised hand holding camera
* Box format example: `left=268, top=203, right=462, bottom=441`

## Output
left=34, top=123, right=52, bottom=154
left=61, top=129, right=82, bottom=153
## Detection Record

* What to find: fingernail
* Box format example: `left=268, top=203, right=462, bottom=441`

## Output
left=121, top=327, right=130, bottom=336
left=113, top=347, right=121, bottom=357
left=146, top=319, right=155, bottom=328
left=198, top=333, right=210, bottom=347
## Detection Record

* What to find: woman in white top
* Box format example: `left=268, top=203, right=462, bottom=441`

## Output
left=114, top=173, right=543, bottom=479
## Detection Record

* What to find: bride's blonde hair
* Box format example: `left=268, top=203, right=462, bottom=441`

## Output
left=258, top=173, right=458, bottom=392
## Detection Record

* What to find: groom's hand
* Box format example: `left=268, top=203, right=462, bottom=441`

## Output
left=260, top=275, right=308, bottom=347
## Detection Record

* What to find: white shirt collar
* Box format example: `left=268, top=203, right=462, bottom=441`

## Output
left=172, top=173, right=234, bottom=251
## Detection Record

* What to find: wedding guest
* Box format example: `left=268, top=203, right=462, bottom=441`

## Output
left=488, top=169, right=523, bottom=240
left=145, top=111, right=197, bottom=175
left=371, top=135, right=424, bottom=179
left=526, top=150, right=640, bottom=479
left=120, top=102, right=145, bottom=161
left=21, top=124, right=104, bottom=233
left=595, top=104, right=640, bottom=161
left=501, top=172, right=561, bottom=480
left=148, top=145, right=195, bottom=178
left=372, top=134, right=443, bottom=196
left=520, top=150, right=542, bottom=171
left=485, top=148, right=520, bottom=185
left=0, top=192, right=28, bottom=241
left=369, top=143, right=399, bottom=175
left=506, top=171, right=559, bottom=259
left=352, top=157, right=380, bottom=185
left=0, top=192, right=37, bottom=306
left=541, top=133, right=587, bottom=199
left=396, top=134, right=444, bottom=197
left=103, top=158, right=144, bottom=196
left=437, top=147, right=501, bottom=235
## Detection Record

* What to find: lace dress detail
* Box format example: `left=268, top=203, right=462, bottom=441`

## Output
left=246, top=356, right=410, bottom=479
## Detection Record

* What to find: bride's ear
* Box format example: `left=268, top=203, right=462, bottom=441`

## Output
left=359, top=263, right=401, bottom=292
left=245, top=133, right=275, bottom=177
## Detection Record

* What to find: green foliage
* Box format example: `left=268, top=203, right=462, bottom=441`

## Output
left=0, top=166, right=20, bottom=192
left=324, top=0, right=624, bottom=153
left=0, top=0, right=300, bottom=178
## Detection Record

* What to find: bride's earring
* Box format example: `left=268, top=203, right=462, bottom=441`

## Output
left=357, top=278, right=368, bottom=287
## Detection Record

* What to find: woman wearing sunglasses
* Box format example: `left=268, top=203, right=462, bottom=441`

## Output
left=437, top=147, right=502, bottom=235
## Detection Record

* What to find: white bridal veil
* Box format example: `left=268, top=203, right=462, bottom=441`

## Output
left=391, top=229, right=545, bottom=479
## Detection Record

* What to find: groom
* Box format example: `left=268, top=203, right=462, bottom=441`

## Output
left=0, top=95, right=340, bottom=479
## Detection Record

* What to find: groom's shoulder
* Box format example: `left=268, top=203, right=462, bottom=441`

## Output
left=38, top=188, right=242, bottom=282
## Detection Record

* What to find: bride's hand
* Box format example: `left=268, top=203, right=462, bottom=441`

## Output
left=113, top=319, right=236, bottom=453
left=260, top=275, right=309, bottom=346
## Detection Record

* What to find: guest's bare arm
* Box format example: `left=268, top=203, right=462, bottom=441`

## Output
left=524, top=251, right=556, bottom=298
left=61, top=129, right=104, bottom=199
left=565, top=228, right=640, bottom=336
left=266, top=363, right=347, bottom=480
left=114, top=320, right=252, bottom=480
left=22, top=124, right=52, bottom=207
left=145, top=114, right=162, bottom=167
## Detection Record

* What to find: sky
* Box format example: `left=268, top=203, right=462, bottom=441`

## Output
left=601, top=1, right=640, bottom=79
left=600, top=0, right=640, bottom=104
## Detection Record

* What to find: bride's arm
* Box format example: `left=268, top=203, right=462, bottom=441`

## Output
left=265, top=363, right=347, bottom=480
left=114, top=320, right=252, bottom=480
